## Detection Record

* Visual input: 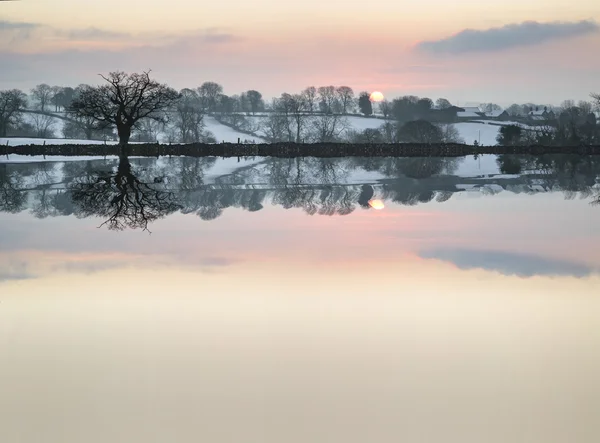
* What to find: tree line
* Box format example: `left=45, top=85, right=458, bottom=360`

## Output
left=1, top=71, right=599, bottom=147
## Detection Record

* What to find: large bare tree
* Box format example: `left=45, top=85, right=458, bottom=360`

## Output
left=69, top=71, right=180, bottom=153
left=0, top=89, right=27, bottom=137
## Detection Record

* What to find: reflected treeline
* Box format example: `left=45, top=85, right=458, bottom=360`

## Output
left=1, top=154, right=599, bottom=230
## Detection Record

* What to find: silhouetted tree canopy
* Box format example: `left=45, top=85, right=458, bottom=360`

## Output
left=69, top=71, right=180, bottom=148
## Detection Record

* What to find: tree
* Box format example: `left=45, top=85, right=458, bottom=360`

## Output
left=30, top=84, right=53, bottom=112
left=496, top=125, right=524, bottom=146
left=278, top=93, right=309, bottom=142
left=416, top=98, right=434, bottom=117
left=438, top=124, right=465, bottom=144
left=69, top=71, right=180, bottom=152
left=198, top=81, right=223, bottom=113
left=396, top=120, right=443, bottom=143
left=318, top=86, right=337, bottom=114
left=30, top=113, right=56, bottom=138
left=245, top=90, right=264, bottom=114
left=308, top=114, right=348, bottom=142
left=336, top=86, right=354, bottom=114
left=436, top=98, right=452, bottom=109
left=349, top=128, right=384, bottom=143
left=69, top=154, right=181, bottom=232
left=358, top=92, right=373, bottom=116
left=592, top=93, right=600, bottom=111
left=302, top=87, right=317, bottom=113
left=578, top=100, right=593, bottom=115
left=481, top=103, right=502, bottom=113
left=0, top=89, right=27, bottom=137
left=172, top=88, right=206, bottom=143
left=379, top=99, right=392, bottom=119
left=506, top=104, right=523, bottom=117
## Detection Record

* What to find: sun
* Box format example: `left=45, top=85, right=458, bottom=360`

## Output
left=369, top=91, right=384, bottom=102
left=368, top=199, right=385, bottom=210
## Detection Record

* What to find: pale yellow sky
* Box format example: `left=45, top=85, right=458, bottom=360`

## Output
left=1, top=183, right=600, bottom=442
left=2, top=0, right=600, bottom=34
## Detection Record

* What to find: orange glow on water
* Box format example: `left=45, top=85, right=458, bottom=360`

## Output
left=368, top=199, right=385, bottom=210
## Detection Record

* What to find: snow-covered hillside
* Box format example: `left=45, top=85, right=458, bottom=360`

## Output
left=4, top=113, right=505, bottom=147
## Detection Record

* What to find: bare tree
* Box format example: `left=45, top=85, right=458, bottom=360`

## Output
left=438, top=124, right=465, bottom=144
left=276, top=93, right=309, bottom=142
left=198, top=81, right=223, bottom=113
left=480, top=103, right=502, bottom=113
left=318, top=86, right=338, bottom=114
left=30, top=84, right=54, bottom=112
left=435, top=98, right=452, bottom=109
left=245, top=90, right=264, bottom=114
left=260, top=112, right=288, bottom=142
left=379, top=99, right=392, bottom=119
left=592, top=93, right=600, bottom=111
left=302, top=87, right=317, bottom=113
left=0, top=89, right=27, bottom=137
left=578, top=100, right=593, bottom=115
left=172, top=88, right=207, bottom=143
left=309, top=114, right=349, bottom=142
left=69, top=71, right=180, bottom=153
left=336, top=86, right=354, bottom=114
left=69, top=155, right=181, bottom=232
left=30, top=113, right=56, bottom=138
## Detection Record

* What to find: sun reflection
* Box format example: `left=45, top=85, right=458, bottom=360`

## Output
left=368, top=199, right=385, bottom=210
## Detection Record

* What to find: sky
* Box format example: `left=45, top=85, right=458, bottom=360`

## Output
left=1, top=185, right=600, bottom=442
left=1, top=2, right=600, bottom=103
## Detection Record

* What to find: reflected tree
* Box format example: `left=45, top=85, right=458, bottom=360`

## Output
left=0, top=164, right=27, bottom=213
left=2, top=155, right=600, bottom=228
left=69, top=154, right=182, bottom=231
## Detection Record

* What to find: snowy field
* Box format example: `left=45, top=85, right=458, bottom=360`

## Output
left=2, top=116, right=508, bottom=164
left=204, top=116, right=265, bottom=143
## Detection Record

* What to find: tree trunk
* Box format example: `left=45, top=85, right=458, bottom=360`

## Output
left=117, top=124, right=131, bottom=157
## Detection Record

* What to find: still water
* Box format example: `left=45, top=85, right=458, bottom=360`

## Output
left=1, top=155, right=600, bottom=443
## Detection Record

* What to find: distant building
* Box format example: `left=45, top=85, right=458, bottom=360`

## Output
left=456, top=106, right=485, bottom=119
left=428, top=106, right=464, bottom=123
left=528, top=107, right=555, bottom=121
left=485, top=110, right=511, bottom=121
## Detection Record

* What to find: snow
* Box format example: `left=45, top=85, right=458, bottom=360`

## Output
left=2, top=138, right=117, bottom=146
left=454, top=122, right=500, bottom=146
left=3, top=118, right=508, bottom=155
left=204, top=117, right=265, bottom=143
left=455, top=155, right=501, bottom=177
left=0, top=155, right=148, bottom=164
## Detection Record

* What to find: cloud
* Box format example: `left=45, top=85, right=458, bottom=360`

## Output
left=0, top=260, right=35, bottom=282
left=64, top=27, right=130, bottom=41
left=0, top=20, right=39, bottom=31
left=419, top=248, right=596, bottom=278
left=416, top=20, right=600, bottom=54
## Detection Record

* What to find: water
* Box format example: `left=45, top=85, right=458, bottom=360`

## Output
left=1, top=154, right=600, bottom=443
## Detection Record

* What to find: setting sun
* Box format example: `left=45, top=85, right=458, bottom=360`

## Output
left=369, top=91, right=384, bottom=102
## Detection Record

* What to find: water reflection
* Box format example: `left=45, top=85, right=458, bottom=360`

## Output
left=1, top=154, right=599, bottom=230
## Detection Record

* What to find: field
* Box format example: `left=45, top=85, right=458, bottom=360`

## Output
left=2, top=112, right=506, bottom=148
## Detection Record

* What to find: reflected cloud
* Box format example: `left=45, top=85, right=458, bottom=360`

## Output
left=420, top=248, right=596, bottom=278
left=0, top=260, right=34, bottom=282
